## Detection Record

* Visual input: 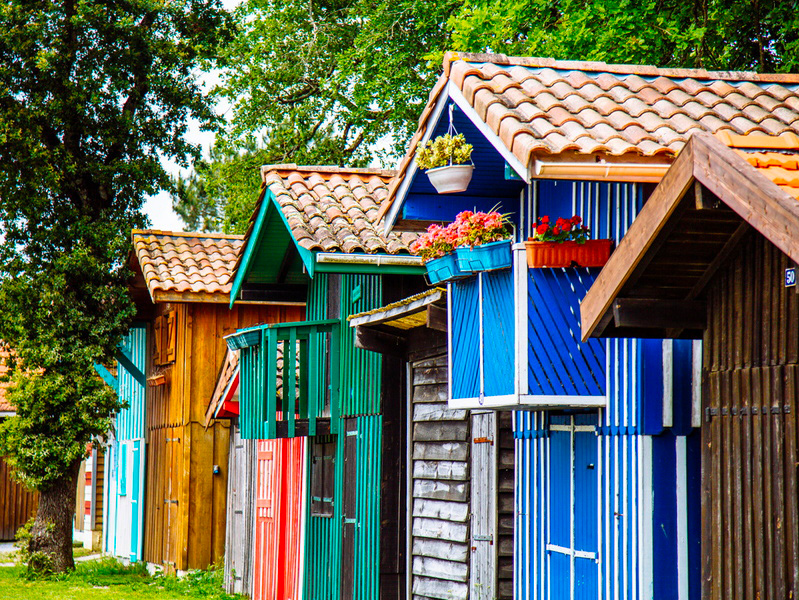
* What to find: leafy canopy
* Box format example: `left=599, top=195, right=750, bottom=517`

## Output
left=179, top=0, right=799, bottom=235
left=0, top=0, right=231, bottom=490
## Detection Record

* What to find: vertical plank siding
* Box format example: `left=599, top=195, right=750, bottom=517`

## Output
left=514, top=179, right=704, bottom=600
left=702, top=233, right=799, bottom=598
left=224, top=421, right=256, bottom=596
left=340, top=274, right=383, bottom=417
left=136, top=302, right=302, bottom=571
left=0, top=455, right=37, bottom=540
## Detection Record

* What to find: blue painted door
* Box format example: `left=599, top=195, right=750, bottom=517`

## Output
left=548, top=413, right=599, bottom=600
left=130, top=439, right=142, bottom=562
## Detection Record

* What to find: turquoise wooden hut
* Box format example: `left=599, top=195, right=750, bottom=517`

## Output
left=226, top=165, right=425, bottom=600
left=371, top=52, right=799, bottom=600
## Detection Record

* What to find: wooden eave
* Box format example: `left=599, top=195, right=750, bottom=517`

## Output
left=581, top=131, right=799, bottom=341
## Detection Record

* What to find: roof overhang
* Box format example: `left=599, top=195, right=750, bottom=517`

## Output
left=348, top=288, right=447, bottom=356
left=581, top=131, right=799, bottom=340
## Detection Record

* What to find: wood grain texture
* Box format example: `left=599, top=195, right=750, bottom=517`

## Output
left=701, top=233, right=799, bottom=598
left=0, top=454, right=37, bottom=540
left=409, top=349, right=471, bottom=600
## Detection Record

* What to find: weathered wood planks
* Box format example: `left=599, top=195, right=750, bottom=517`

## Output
left=702, top=233, right=799, bottom=598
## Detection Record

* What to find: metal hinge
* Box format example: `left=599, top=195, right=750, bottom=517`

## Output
left=165, top=437, right=180, bottom=443
left=343, top=518, right=357, bottom=525
left=473, top=534, right=493, bottom=542
left=164, top=499, right=178, bottom=505
left=706, top=405, right=791, bottom=422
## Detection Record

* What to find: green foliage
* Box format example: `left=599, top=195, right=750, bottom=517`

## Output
left=13, top=518, right=54, bottom=577
left=175, top=0, right=460, bottom=232
left=447, top=0, right=799, bottom=71
left=415, top=134, right=473, bottom=170
left=0, top=558, right=244, bottom=600
left=0, top=0, right=232, bottom=572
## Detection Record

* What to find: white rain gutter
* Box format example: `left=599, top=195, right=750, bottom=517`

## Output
left=314, top=253, right=423, bottom=267
left=533, top=158, right=671, bottom=182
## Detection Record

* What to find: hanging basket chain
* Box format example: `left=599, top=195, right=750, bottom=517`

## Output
left=447, top=103, right=474, bottom=167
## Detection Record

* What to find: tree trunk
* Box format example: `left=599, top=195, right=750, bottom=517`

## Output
left=26, top=458, right=81, bottom=574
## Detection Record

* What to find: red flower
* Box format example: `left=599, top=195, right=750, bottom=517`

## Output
left=540, top=215, right=550, bottom=224
left=553, top=225, right=561, bottom=235
left=536, top=224, right=548, bottom=235
left=571, top=215, right=582, bottom=224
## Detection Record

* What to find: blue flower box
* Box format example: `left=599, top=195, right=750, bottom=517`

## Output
left=455, top=239, right=512, bottom=272
left=425, top=252, right=471, bottom=284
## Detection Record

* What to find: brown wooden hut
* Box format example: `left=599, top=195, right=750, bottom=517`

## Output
left=581, top=131, right=799, bottom=599
left=129, top=230, right=304, bottom=570
left=0, top=354, right=38, bottom=542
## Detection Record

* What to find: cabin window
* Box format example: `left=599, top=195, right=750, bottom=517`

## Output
left=310, top=438, right=336, bottom=517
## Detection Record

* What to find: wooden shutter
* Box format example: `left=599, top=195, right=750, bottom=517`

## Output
left=152, top=317, right=163, bottom=365
left=165, top=311, right=176, bottom=363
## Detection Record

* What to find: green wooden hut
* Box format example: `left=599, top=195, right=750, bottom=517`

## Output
left=226, top=165, right=426, bottom=600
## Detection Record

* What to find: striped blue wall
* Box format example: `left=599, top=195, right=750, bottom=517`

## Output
left=514, top=180, right=701, bottom=599
left=451, top=269, right=514, bottom=400
left=528, top=268, right=605, bottom=397
left=116, top=325, right=147, bottom=441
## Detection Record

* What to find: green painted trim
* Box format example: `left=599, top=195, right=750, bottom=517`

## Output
left=268, top=192, right=315, bottom=277
left=229, top=186, right=271, bottom=308
left=313, top=261, right=425, bottom=275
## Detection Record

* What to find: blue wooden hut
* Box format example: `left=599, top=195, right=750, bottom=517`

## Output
left=226, top=165, right=425, bottom=600
left=374, top=52, right=799, bottom=599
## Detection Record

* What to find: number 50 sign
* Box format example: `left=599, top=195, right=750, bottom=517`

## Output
left=786, top=268, right=796, bottom=288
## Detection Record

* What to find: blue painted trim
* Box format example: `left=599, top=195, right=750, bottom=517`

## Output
left=94, top=363, right=118, bottom=391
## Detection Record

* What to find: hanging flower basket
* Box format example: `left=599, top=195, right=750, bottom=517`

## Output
left=425, top=251, right=471, bottom=284
left=456, top=239, right=512, bottom=272
left=426, top=164, right=474, bottom=194
left=525, top=239, right=613, bottom=268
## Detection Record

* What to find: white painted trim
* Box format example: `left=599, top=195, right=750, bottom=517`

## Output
left=662, top=339, right=674, bottom=428
left=448, top=393, right=607, bottom=410
left=0, top=411, right=14, bottom=418
left=691, top=339, right=703, bottom=428
left=546, top=543, right=598, bottom=561
left=447, top=281, right=453, bottom=406
left=478, top=272, right=485, bottom=402
left=641, top=436, right=654, bottom=599
left=447, top=82, right=530, bottom=182
left=676, top=436, right=689, bottom=600
left=384, top=90, right=450, bottom=232
left=316, top=253, right=422, bottom=267
left=514, top=245, right=528, bottom=398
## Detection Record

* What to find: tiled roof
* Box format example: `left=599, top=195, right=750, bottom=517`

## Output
left=717, top=131, right=799, bottom=199
left=261, top=165, right=417, bottom=254
left=132, top=230, right=243, bottom=303
left=379, top=52, right=799, bottom=222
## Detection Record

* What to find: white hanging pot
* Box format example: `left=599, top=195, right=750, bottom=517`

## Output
left=426, top=164, right=474, bottom=194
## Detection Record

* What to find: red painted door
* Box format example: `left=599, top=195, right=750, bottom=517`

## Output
left=253, top=438, right=306, bottom=600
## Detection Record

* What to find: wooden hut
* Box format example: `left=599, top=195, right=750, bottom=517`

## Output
left=371, top=53, right=799, bottom=598
left=348, top=289, right=516, bottom=600
left=581, top=130, right=799, bottom=599
left=0, top=375, right=38, bottom=541
left=226, top=165, right=426, bottom=600
left=102, top=230, right=303, bottom=570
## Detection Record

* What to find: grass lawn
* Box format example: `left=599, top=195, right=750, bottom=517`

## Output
left=0, top=558, right=243, bottom=600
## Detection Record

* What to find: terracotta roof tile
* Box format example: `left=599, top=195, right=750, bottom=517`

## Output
left=259, top=166, right=415, bottom=255
left=718, top=131, right=799, bottom=200
left=378, top=52, right=799, bottom=224
left=132, top=230, right=242, bottom=302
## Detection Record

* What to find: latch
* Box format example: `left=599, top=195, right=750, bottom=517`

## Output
left=473, top=437, right=493, bottom=445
